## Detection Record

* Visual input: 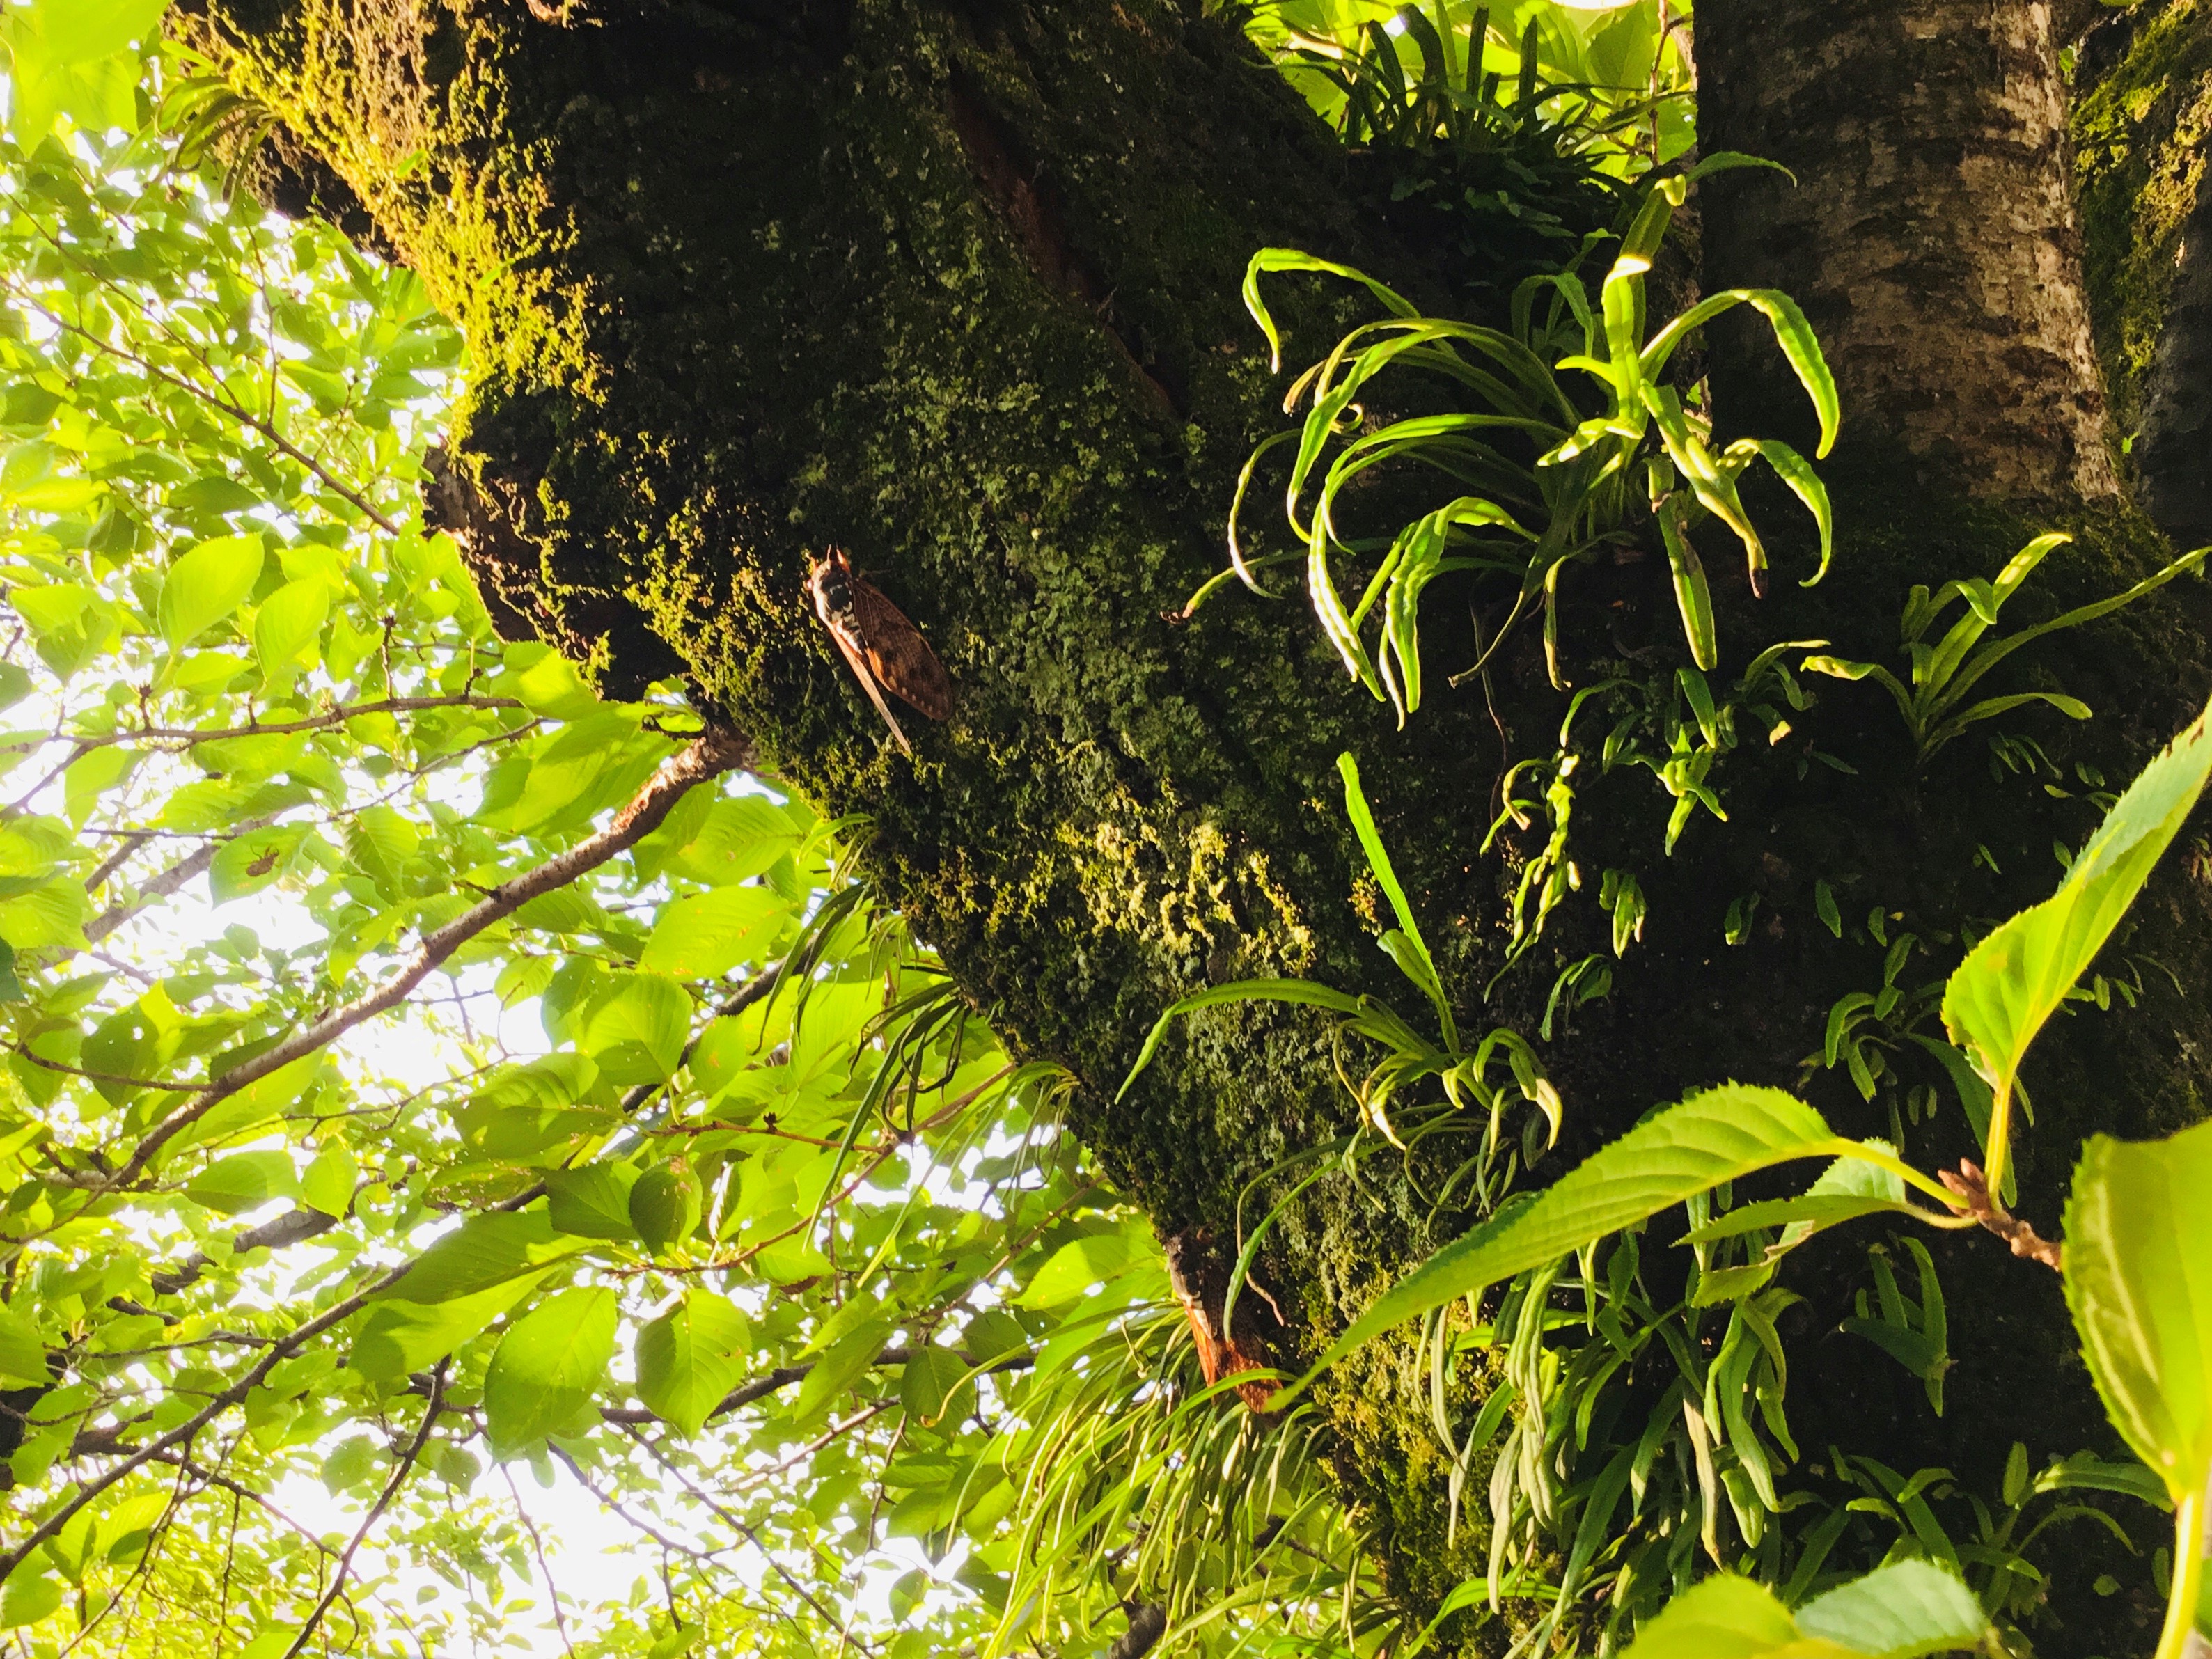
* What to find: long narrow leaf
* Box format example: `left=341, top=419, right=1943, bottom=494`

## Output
left=1338, top=751, right=1455, bottom=1048
left=1270, top=1085, right=1870, bottom=1406
left=1243, top=248, right=1420, bottom=372
left=1119, top=979, right=1364, bottom=1100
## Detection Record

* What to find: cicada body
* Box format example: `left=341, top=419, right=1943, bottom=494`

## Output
left=807, top=547, right=954, bottom=753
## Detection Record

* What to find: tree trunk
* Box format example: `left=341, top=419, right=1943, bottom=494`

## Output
left=1697, top=0, right=2117, bottom=503
left=182, top=0, right=2212, bottom=1645
left=2072, top=0, right=2212, bottom=548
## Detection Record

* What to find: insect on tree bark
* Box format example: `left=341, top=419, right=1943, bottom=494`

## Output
left=807, top=548, right=954, bottom=755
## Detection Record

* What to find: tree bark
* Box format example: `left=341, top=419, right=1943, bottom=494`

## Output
left=2072, top=0, right=2212, bottom=547
left=182, top=0, right=2212, bottom=1646
left=1697, top=0, right=2117, bottom=503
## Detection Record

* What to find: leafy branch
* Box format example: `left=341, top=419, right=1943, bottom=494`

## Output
left=95, top=723, right=751, bottom=1189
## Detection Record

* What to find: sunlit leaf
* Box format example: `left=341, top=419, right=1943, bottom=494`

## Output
left=483, top=1287, right=620, bottom=1456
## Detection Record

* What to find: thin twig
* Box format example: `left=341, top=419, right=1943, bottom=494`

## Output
left=0, top=1257, right=418, bottom=1581
left=0, top=279, right=402, bottom=535
left=3, top=696, right=526, bottom=759
left=619, top=1424, right=881, bottom=1653
left=280, top=1364, right=447, bottom=1659
left=88, top=725, right=749, bottom=1190
left=544, top=1445, right=808, bottom=1639
left=499, top=1463, right=578, bottom=1659
left=84, top=812, right=282, bottom=944
left=1938, top=1159, right=2064, bottom=1271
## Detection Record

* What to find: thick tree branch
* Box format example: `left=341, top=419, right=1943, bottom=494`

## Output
left=152, top=1204, right=346, bottom=1295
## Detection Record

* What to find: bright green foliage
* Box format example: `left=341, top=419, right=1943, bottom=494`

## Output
left=1249, top=0, right=1695, bottom=180
left=9, top=8, right=2210, bottom=1659
left=2064, top=1117, right=2212, bottom=1659
left=0, top=0, right=166, bottom=148
left=1227, top=163, right=1836, bottom=723
left=0, top=46, right=1385, bottom=1659
left=1943, top=691, right=2212, bottom=1193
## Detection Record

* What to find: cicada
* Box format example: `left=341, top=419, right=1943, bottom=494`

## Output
left=806, top=547, right=954, bottom=754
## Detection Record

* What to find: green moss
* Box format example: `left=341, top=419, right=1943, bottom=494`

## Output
left=2073, top=0, right=2212, bottom=438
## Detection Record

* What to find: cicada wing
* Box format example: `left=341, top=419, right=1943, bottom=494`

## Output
left=847, top=578, right=955, bottom=721
left=827, top=626, right=911, bottom=755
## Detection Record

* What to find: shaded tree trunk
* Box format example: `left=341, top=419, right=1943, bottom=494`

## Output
left=182, top=0, right=2212, bottom=1644
left=1697, top=0, right=2115, bottom=501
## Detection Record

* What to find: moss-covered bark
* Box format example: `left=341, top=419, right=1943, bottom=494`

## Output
left=2072, top=0, right=2212, bottom=546
left=181, top=1, right=2212, bottom=1646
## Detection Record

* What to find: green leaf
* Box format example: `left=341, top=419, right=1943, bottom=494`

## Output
left=634, top=1291, right=751, bottom=1436
left=1275, top=1085, right=1868, bottom=1405
left=2064, top=1117, right=2212, bottom=1509
left=1944, top=697, right=2212, bottom=1186
left=1658, top=497, right=1717, bottom=670
left=504, top=645, right=601, bottom=718
left=0, top=1303, right=47, bottom=1388
left=1119, top=977, right=1363, bottom=1100
left=962, top=1309, right=1029, bottom=1365
left=1019, top=1234, right=1136, bottom=1307
left=350, top=1276, right=543, bottom=1385
left=382, top=1211, right=572, bottom=1305
left=21, top=0, right=169, bottom=62
left=1, top=4, right=147, bottom=146
left=0, top=1564, right=61, bottom=1629
left=581, top=972, right=692, bottom=1085
left=1617, top=1564, right=1986, bottom=1659
left=253, top=578, right=329, bottom=679
left=0, top=941, right=25, bottom=1005
left=654, top=795, right=806, bottom=886
left=792, top=1313, right=897, bottom=1422
left=63, top=745, right=136, bottom=829
left=1338, top=752, right=1455, bottom=1048
left=547, top=1164, right=640, bottom=1240
left=157, top=534, right=265, bottom=648
left=1793, top=1561, right=1990, bottom=1656
left=483, top=1287, right=618, bottom=1457
left=299, top=1138, right=356, bottom=1217
left=900, top=1346, right=974, bottom=1426
left=629, top=1161, right=703, bottom=1252
left=183, top=1150, right=297, bottom=1214
left=638, top=886, right=784, bottom=979
left=1614, top=1574, right=1800, bottom=1659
